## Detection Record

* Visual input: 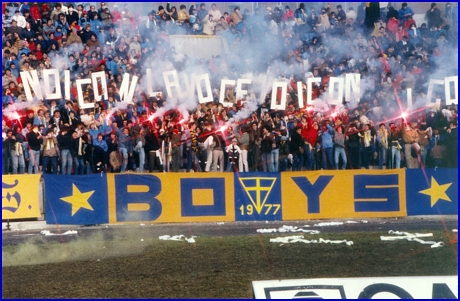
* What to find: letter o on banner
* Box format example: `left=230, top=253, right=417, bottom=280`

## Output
left=358, top=283, right=414, bottom=299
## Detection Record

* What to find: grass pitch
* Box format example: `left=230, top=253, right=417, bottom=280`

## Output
left=2, top=230, right=457, bottom=298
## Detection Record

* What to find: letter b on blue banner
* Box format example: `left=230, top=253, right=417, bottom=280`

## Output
left=115, top=174, right=162, bottom=222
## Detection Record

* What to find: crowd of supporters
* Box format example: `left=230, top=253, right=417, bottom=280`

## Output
left=2, top=2, right=458, bottom=175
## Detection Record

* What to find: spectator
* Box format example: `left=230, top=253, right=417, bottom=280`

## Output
left=12, top=10, right=27, bottom=28
left=425, top=3, right=443, bottom=29
left=398, top=3, right=415, bottom=23
left=3, top=9, right=13, bottom=28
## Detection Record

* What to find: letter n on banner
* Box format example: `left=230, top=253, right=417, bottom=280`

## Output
left=2, top=175, right=41, bottom=219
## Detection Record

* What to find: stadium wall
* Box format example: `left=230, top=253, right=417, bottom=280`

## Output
left=2, top=169, right=457, bottom=224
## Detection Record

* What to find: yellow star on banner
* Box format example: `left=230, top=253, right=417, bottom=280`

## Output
left=419, top=177, right=452, bottom=207
left=60, top=184, right=95, bottom=216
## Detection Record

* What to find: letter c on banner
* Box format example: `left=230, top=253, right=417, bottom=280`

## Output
left=76, top=78, right=93, bottom=109
left=219, top=79, right=235, bottom=107
left=307, top=77, right=322, bottom=104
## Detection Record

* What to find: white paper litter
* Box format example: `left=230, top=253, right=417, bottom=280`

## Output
left=159, top=235, right=197, bottom=243
left=313, top=222, right=344, bottom=227
left=257, top=225, right=320, bottom=234
left=40, top=230, right=78, bottom=236
left=217, top=222, right=224, bottom=225
left=380, top=230, right=443, bottom=248
left=380, top=230, right=433, bottom=240
left=453, top=229, right=458, bottom=232
left=270, top=235, right=353, bottom=246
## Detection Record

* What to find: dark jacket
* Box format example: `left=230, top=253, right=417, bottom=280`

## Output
left=26, top=131, right=43, bottom=151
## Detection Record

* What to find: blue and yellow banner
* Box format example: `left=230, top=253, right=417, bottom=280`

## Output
left=234, top=173, right=282, bottom=221
left=281, top=169, right=407, bottom=220
left=406, top=169, right=458, bottom=215
left=2, top=174, right=41, bottom=219
left=44, top=174, right=109, bottom=224
left=107, top=173, right=235, bottom=224
left=39, top=169, right=457, bottom=225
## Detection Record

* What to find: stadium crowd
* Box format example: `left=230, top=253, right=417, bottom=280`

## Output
left=2, top=2, right=458, bottom=175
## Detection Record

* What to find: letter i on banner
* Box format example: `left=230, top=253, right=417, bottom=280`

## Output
left=271, top=82, right=287, bottom=110
left=64, top=70, right=71, bottom=100
left=407, top=88, right=413, bottom=110
left=20, top=70, right=43, bottom=100
left=444, top=76, right=458, bottom=105
left=297, top=81, right=304, bottom=108
left=76, top=78, right=93, bottom=109
left=196, top=73, right=213, bottom=104
left=220, top=79, right=235, bottom=107
left=91, top=71, right=108, bottom=102
left=328, top=77, right=344, bottom=106
left=307, top=77, right=321, bottom=104
left=119, top=73, right=138, bottom=105
left=162, top=70, right=182, bottom=99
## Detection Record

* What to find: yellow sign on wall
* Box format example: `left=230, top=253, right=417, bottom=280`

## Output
left=281, top=169, right=407, bottom=220
left=2, top=175, right=42, bottom=219
left=107, top=173, right=235, bottom=224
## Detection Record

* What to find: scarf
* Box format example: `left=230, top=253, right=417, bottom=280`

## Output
left=191, top=130, right=198, bottom=151
left=46, top=138, right=54, bottom=150
left=363, top=130, right=372, bottom=147
left=15, top=142, right=23, bottom=156
left=78, top=137, right=82, bottom=156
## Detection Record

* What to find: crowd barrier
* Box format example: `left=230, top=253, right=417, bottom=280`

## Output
left=2, top=169, right=457, bottom=224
